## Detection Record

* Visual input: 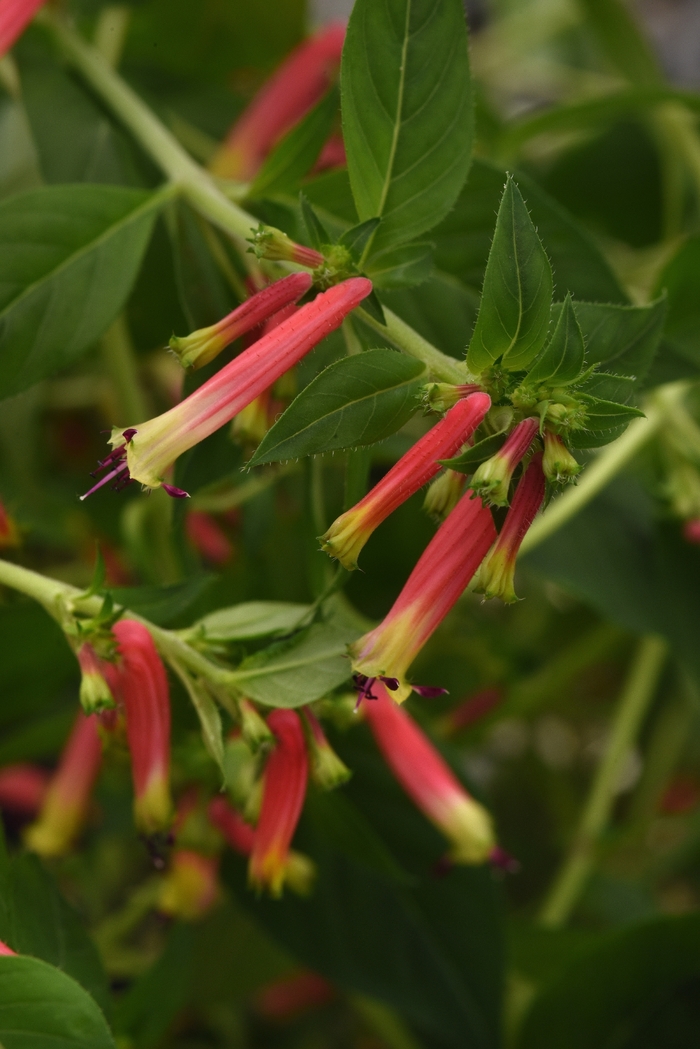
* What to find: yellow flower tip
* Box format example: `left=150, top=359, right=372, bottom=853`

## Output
left=284, top=851, right=317, bottom=896
left=79, top=671, right=115, bottom=715
left=24, top=804, right=82, bottom=858
left=319, top=509, right=372, bottom=571
left=423, top=469, right=465, bottom=521
left=134, top=774, right=173, bottom=837
left=158, top=851, right=220, bottom=921
left=475, top=548, right=518, bottom=604
left=232, top=397, right=271, bottom=446
left=168, top=328, right=223, bottom=371
left=445, top=797, right=497, bottom=865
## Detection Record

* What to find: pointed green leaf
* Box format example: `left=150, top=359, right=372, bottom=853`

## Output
left=571, top=298, right=666, bottom=381
left=527, top=294, right=585, bottom=385
left=339, top=218, right=382, bottom=260
left=365, top=242, right=435, bottom=289
left=341, top=0, right=473, bottom=255
left=0, top=184, right=168, bottom=400
left=249, top=349, right=426, bottom=466
left=579, top=372, right=637, bottom=402
left=300, top=192, right=330, bottom=250
left=249, top=87, right=339, bottom=199
left=440, top=433, right=507, bottom=474
left=188, top=602, right=311, bottom=643
left=569, top=396, right=645, bottom=448
left=467, top=178, right=553, bottom=374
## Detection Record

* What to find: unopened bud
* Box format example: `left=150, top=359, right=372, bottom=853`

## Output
left=423, top=469, right=465, bottom=521
left=239, top=699, right=274, bottom=752
left=247, top=224, right=324, bottom=269
left=542, top=429, right=581, bottom=484
left=471, top=418, right=539, bottom=506
left=223, top=733, right=260, bottom=809
left=301, top=708, right=351, bottom=790
left=76, top=643, right=116, bottom=714
left=423, top=383, right=482, bottom=413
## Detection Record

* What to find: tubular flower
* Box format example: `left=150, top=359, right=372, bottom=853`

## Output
left=231, top=301, right=299, bottom=447
left=169, top=272, right=312, bottom=370
left=158, top=850, right=220, bottom=921
left=0, top=0, right=44, bottom=55
left=112, top=619, right=173, bottom=835
left=0, top=763, right=49, bottom=816
left=210, top=23, right=345, bottom=180
left=249, top=710, right=309, bottom=897
left=248, top=225, right=324, bottom=269
left=321, top=392, right=491, bottom=570
left=185, top=511, right=233, bottom=566
left=24, top=712, right=102, bottom=857
left=423, top=382, right=484, bottom=413
left=476, top=452, right=546, bottom=603
left=542, top=428, right=581, bottom=484
left=350, top=490, right=497, bottom=704
left=76, top=642, right=117, bottom=714
left=364, top=683, right=496, bottom=864
left=82, top=278, right=372, bottom=499
left=470, top=417, right=540, bottom=506
left=301, top=707, right=351, bottom=789
left=208, top=795, right=255, bottom=855
left=423, top=469, right=466, bottom=521
left=0, top=501, right=20, bottom=548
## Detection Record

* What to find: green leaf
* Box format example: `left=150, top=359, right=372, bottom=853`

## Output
left=569, top=298, right=666, bottom=381
left=113, top=924, right=194, bottom=1048
left=249, top=87, right=339, bottom=198
left=339, top=218, right=382, bottom=261
left=300, top=192, right=331, bottom=250
left=517, top=915, right=700, bottom=1049
left=579, top=372, right=637, bottom=403
left=341, top=0, right=473, bottom=255
left=569, top=397, right=644, bottom=449
left=0, top=184, right=166, bottom=400
left=365, top=242, right=435, bottom=290
left=249, top=349, right=427, bottom=466
left=188, top=601, right=311, bottom=642
left=228, top=598, right=365, bottom=707
left=109, top=575, right=214, bottom=626
left=0, top=955, right=115, bottom=1049
left=166, top=200, right=238, bottom=331
left=655, top=235, right=700, bottom=367
left=466, top=177, right=553, bottom=374
left=527, top=294, right=585, bottom=386
left=441, top=433, right=507, bottom=474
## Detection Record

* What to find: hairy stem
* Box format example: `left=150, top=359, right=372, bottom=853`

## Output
left=539, top=635, right=667, bottom=928
left=358, top=306, right=467, bottom=383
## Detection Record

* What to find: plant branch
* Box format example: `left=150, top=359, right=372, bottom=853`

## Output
left=539, top=635, right=667, bottom=928
left=357, top=306, right=467, bottom=383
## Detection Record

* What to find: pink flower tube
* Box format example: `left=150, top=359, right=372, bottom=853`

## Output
left=470, top=417, right=540, bottom=506
left=112, top=619, right=173, bottom=835
left=321, top=392, right=491, bottom=569
left=350, top=490, right=497, bottom=703
left=210, top=23, right=345, bottom=180
left=476, top=451, right=546, bottom=603
left=249, top=710, right=309, bottom=896
left=169, top=272, right=312, bottom=370
left=364, top=683, right=495, bottom=863
left=82, top=277, right=371, bottom=498
left=208, top=795, right=255, bottom=855
left=0, top=0, right=44, bottom=55
left=24, top=712, right=102, bottom=857
left=0, top=940, right=17, bottom=956
left=0, top=763, right=49, bottom=816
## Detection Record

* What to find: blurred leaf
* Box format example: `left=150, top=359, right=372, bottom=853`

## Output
left=366, top=242, right=435, bottom=290
left=517, top=915, right=700, bottom=1049
left=380, top=272, right=479, bottom=360
left=467, top=177, right=553, bottom=374
left=0, top=603, right=76, bottom=729
left=250, top=350, right=427, bottom=466
left=113, top=923, right=193, bottom=1049
left=303, top=168, right=359, bottom=226
left=0, top=184, right=164, bottom=400
left=109, top=574, right=214, bottom=626
left=341, top=0, right=473, bottom=255
left=655, top=235, right=700, bottom=368
left=189, top=601, right=310, bottom=642
left=228, top=599, right=365, bottom=707
left=2, top=855, right=109, bottom=1014
left=527, top=295, right=585, bottom=386
left=0, top=955, right=115, bottom=1049
left=166, top=201, right=238, bottom=331
left=432, top=159, right=627, bottom=305
left=577, top=0, right=661, bottom=86
left=249, top=87, right=339, bottom=198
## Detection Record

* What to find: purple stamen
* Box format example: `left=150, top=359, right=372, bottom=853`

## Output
left=161, top=484, right=190, bottom=499
left=380, top=676, right=400, bottom=691
left=80, top=460, right=129, bottom=501
left=412, top=685, right=449, bottom=698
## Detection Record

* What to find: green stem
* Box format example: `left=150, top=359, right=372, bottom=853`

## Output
left=521, top=382, right=689, bottom=556
left=93, top=4, right=131, bottom=68
left=358, top=305, right=467, bottom=384
left=539, top=635, right=667, bottom=928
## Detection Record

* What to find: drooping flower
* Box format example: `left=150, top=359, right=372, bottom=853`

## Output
left=0, top=940, right=17, bottom=956
left=363, top=683, right=496, bottom=864
left=207, top=795, right=255, bottom=855
left=0, top=501, right=20, bottom=548
left=24, top=712, right=102, bottom=857
left=247, top=225, right=324, bottom=269
left=350, top=489, right=496, bottom=703
left=423, top=468, right=466, bottom=521
left=423, top=382, right=484, bottom=413
left=0, top=763, right=49, bottom=816
left=0, top=0, right=44, bottom=55
left=210, top=23, right=345, bottom=180
left=185, top=511, right=234, bottom=566
left=231, top=301, right=299, bottom=447
left=301, top=707, right=351, bottom=789
left=321, top=392, right=491, bottom=570
left=169, top=272, right=312, bottom=370
left=476, top=452, right=546, bottom=603
left=158, top=850, right=220, bottom=921
left=249, top=709, right=309, bottom=897
left=76, top=641, right=117, bottom=714
left=81, top=278, right=372, bottom=499
left=542, top=428, right=581, bottom=484
left=470, top=417, right=540, bottom=506
left=112, top=619, right=173, bottom=835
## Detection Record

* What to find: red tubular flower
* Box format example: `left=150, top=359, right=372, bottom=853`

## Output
left=0, top=501, right=20, bottom=549
left=683, top=518, right=700, bottom=545
left=542, top=428, right=580, bottom=484
left=112, top=619, right=173, bottom=835
left=249, top=710, right=309, bottom=896
left=207, top=795, right=255, bottom=855
left=0, top=940, right=17, bottom=956
left=476, top=452, right=546, bottom=603
left=210, top=23, right=345, bottom=180
left=0, top=763, right=49, bottom=816
left=231, top=301, right=299, bottom=447
left=350, top=490, right=497, bottom=703
left=0, top=0, right=44, bottom=55
left=471, top=417, right=540, bottom=506
left=24, top=712, right=102, bottom=857
left=185, top=511, right=233, bottom=566
left=364, top=683, right=496, bottom=864
left=301, top=707, right=351, bottom=789
left=82, top=277, right=372, bottom=499
left=321, top=392, right=492, bottom=569
left=158, top=850, right=220, bottom=921
left=169, top=272, right=312, bottom=370
left=255, top=972, right=334, bottom=1021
